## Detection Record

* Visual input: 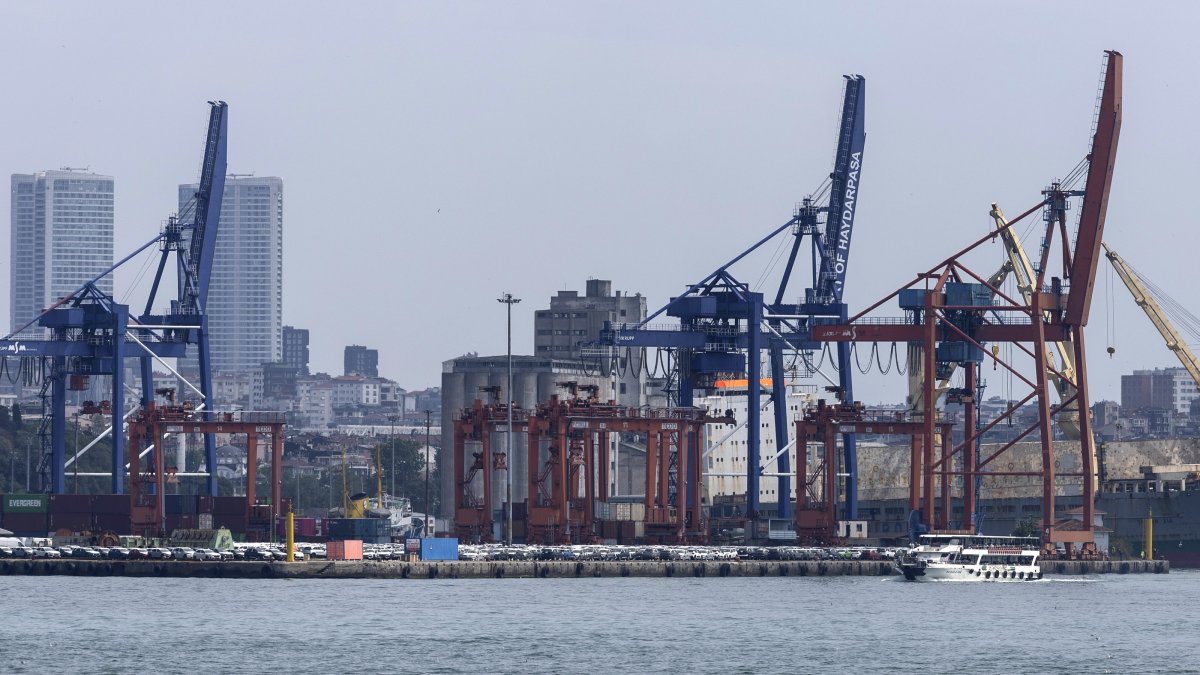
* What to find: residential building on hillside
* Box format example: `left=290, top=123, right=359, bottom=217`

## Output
left=282, top=326, right=310, bottom=376
left=344, top=345, right=379, bottom=377
left=1122, top=367, right=1198, bottom=414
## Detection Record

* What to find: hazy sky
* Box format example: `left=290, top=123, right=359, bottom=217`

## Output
left=2, top=2, right=1197, bottom=405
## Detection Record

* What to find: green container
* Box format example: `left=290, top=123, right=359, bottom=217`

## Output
left=4, top=494, right=48, bottom=513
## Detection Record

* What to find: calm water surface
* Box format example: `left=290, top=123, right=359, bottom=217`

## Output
left=2, top=571, right=1198, bottom=673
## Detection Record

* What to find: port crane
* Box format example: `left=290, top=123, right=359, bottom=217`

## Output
left=1103, top=244, right=1200, bottom=391
left=0, top=102, right=228, bottom=495
left=811, top=50, right=1122, bottom=548
left=597, top=75, right=866, bottom=522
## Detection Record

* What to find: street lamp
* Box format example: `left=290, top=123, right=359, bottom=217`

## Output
left=497, top=292, right=520, bottom=546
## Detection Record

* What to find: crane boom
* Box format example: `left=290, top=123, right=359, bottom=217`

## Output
left=1104, top=243, right=1200, bottom=387
left=1066, top=51, right=1122, bottom=325
left=991, top=204, right=1082, bottom=439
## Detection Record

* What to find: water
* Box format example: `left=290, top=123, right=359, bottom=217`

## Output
left=2, top=572, right=1198, bottom=673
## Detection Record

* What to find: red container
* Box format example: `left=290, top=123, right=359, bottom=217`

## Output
left=213, top=496, right=248, bottom=515
left=273, top=517, right=318, bottom=538
left=2, top=512, right=49, bottom=534
left=197, top=495, right=215, bottom=512
left=327, top=540, right=363, bottom=561
left=49, top=494, right=93, bottom=513
left=249, top=505, right=272, bottom=524
left=213, top=513, right=247, bottom=533
left=50, top=511, right=93, bottom=532
left=619, top=521, right=637, bottom=540
left=92, top=494, right=132, bottom=515
left=94, top=514, right=132, bottom=533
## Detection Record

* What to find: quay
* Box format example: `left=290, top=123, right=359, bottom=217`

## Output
left=0, top=558, right=1169, bottom=580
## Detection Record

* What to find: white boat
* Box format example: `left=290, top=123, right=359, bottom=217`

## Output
left=894, top=534, right=1042, bottom=582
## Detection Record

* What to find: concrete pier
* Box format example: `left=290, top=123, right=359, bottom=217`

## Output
left=0, top=558, right=1169, bottom=579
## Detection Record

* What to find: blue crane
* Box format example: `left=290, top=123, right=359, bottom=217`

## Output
left=597, top=76, right=866, bottom=522
left=0, top=102, right=228, bottom=495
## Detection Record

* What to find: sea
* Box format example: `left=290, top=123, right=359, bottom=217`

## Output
left=2, top=571, right=1198, bottom=674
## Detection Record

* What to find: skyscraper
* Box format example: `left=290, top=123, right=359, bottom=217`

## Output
left=9, top=170, right=114, bottom=337
left=344, top=344, right=379, bottom=377
left=179, top=175, right=283, bottom=374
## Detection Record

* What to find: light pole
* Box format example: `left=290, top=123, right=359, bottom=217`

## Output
left=424, top=408, right=433, bottom=536
left=388, top=413, right=399, bottom=503
left=498, top=292, right=520, bottom=546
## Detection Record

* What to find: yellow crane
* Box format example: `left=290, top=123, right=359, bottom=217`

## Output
left=1103, top=243, right=1200, bottom=387
left=990, top=204, right=1083, bottom=440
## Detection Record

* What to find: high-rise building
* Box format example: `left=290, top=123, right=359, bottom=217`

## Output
left=534, top=279, right=647, bottom=406
left=178, top=176, right=283, bottom=374
left=282, top=325, right=310, bottom=376
left=344, top=344, right=379, bottom=377
left=10, top=170, right=114, bottom=337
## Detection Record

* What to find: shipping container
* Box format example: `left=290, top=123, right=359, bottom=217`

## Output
left=275, top=517, right=317, bottom=538
left=594, top=500, right=610, bottom=520
left=49, top=494, right=93, bottom=513
left=325, top=517, right=389, bottom=540
left=327, top=540, right=364, bottom=561
left=419, top=538, right=459, bottom=561
left=50, top=512, right=92, bottom=531
left=94, top=514, right=132, bottom=533
left=249, top=505, right=272, bottom=523
left=3, top=494, right=48, bottom=514
left=213, top=496, right=248, bottom=515
left=619, top=521, right=636, bottom=540
left=91, top=494, right=132, bottom=515
left=2, top=512, right=49, bottom=535
left=213, top=513, right=247, bottom=533
left=197, top=495, right=215, bottom=512
left=630, top=503, right=645, bottom=521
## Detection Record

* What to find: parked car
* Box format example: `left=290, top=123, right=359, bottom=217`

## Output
left=148, top=547, right=173, bottom=560
left=107, top=547, right=131, bottom=559
left=12, top=546, right=34, bottom=558
left=33, top=546, right=62, bottom=559
left=193, top=548, right=221, bottom=561
left=72, top=547, right=102, bottom=559
left=128, top=548, right=149, bottom=560
left=170, top=547, right=196, bottom=560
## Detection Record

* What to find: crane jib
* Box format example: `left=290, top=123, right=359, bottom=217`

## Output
left=832, top=153, right=862, bottom=294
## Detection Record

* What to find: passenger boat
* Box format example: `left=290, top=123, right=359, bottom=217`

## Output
left=894, top=534, right=1042, bottom=582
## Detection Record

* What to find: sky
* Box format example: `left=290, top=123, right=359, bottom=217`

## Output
left=2, top=1, right=1198, bottom=405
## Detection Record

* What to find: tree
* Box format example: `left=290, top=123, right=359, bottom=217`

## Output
left=1012, top=518, right=1040, bottom=538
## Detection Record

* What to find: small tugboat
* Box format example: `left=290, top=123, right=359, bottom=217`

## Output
left=895, top=534, right=1042, bottom=582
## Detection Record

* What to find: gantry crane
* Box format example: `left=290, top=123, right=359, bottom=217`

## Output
left=1104, top=243, right=1200, bottom=389
left=597, top=75, right=866, bottom=522
left=0, top=102, right=228, bottom=495
left=812, top=50, right=1121, bottom=548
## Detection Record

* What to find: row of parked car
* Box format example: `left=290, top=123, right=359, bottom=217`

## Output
left=457, top=544, right=904, bottom=562
left=0, top=544, right=311, bottom=562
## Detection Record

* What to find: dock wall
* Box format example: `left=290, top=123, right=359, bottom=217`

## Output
left=0, top=558, right=1169, bottom=579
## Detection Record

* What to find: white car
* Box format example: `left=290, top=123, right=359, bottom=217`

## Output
left=193, top=548, right=221, bottom=561
left=33, top=546, right=61, bottom=559
left=170, top=547, right=196, bottom=560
